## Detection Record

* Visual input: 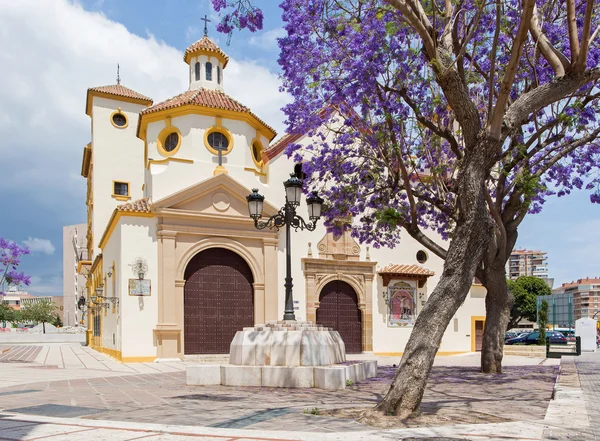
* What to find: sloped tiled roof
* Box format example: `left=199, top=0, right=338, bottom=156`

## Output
left=87, top=84, right=153, bottom=103
left=378, top=264, right=435, bottom=277
left=116, top=198, right=151, bottom=213
left=139, top=88, right=276, bottom=139
left=184, top=36, right=229, bottom=67
left=263, top=133, right=304, bottom=163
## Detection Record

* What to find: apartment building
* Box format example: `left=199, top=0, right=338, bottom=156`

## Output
left=506, top=249, right=549, bottom=281
left=63, top=224, right=88, bottom=326
left=552, top=277, right=600, bottom=321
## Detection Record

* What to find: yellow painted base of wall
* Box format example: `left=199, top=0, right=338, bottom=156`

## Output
left=374, top=351, right=469, bottom=357
left=89, top=345, right=156, bottom=363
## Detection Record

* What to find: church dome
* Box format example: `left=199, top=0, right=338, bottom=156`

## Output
left=184, top=36, right=229, bottom=92
left=184, top=36, right=229, bottom=68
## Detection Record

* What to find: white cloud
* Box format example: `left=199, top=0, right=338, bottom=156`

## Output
left=0, top=0, right=290, bottom=295
left=28, top=275, right=63, bottom=296
left=23, top=238, right=55, bottom=255
left=248, top=28, right=286, bottom=52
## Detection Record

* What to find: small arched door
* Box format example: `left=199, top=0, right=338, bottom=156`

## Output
left=316, top=280, right=362, bottom=353
left=184, top=248, right=254, bottom=354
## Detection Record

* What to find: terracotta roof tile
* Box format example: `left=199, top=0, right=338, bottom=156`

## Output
left=88, top=84, right=153, bottom=103
left=263, top=133, right=303, bottom=163
left=140, top=88, right=276, bottom=138
left=184, top=36, right=229, bottom=67
left=378, top=264, right=435, bottom=277
left=116, top=198, right=151, bottom=213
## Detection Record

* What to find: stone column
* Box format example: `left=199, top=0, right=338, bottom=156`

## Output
left=253, top=282, right=265, bottom=324
left=263, top=238, right=279, bottom=322
left=155, top=230, right=182, bottom=359
left=363, top=274, right=374, bottom=351
left=305, top=272, right=317, bottom=324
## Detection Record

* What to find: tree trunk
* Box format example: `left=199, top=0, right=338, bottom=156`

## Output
left=376, top=142, right=496, bottom=418
left=480, top=266, right=512, bottom=373
left=43, top=322, right=46, bottom=334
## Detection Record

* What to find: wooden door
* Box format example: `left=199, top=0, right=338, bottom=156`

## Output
left=184, top=248, right=254, bottom=354
left=475, top=320, right=485, bottom=351
left=317, top=280, right=362, bottom=353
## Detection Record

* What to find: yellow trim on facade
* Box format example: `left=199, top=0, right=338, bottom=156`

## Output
left=146, top=157, right=194, bottom=169
left=157, top=124, right=183, bottom=157
left=77, top=260, right=92, bottom=274
left=99, top=210, right=155, bottom=250
left=110, top=108, right=129, bottom=129
left=86, top=90, right=152, bottom=117
left=137, top=105, right=277, bottom=143
left=88, top=345, right=157, bottom=363
left=204, top=125, right=233, bottom=156
left=122, top=356, right=157, bottom=363
left=244, top=167, right=267, bottom=177
left=184, top=50, right=228, bottom=67
left=81, top=144, right=92, bottom=178
left=470, top=315, right=486, bottom=352
left=112, top=180, right=131, bottom=201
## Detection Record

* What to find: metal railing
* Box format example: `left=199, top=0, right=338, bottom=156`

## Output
left=546, top=336, right=581, bottom=359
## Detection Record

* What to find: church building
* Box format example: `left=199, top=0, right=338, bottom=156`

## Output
left=77, top=36, right=486, bottom=362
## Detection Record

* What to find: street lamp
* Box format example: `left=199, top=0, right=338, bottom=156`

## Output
left=246, top=173, right=324, bottom=321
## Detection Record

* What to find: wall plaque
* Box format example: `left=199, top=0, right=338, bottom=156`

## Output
left=128, top=279, right=151, bottom=296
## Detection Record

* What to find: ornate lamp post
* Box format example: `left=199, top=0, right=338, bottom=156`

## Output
left=247, top=174, right=324, bottom=321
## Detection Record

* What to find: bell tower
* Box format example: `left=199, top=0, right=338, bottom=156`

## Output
left=184, top=27, right=229, bottom=93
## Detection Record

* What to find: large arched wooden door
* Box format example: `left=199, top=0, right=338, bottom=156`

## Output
left=184, top=248, right=254, bottom=354
left=316, top=280, right=362, bottom=353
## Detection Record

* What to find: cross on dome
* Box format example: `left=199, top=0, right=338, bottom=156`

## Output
left=201, top=14, right=211, bottom=37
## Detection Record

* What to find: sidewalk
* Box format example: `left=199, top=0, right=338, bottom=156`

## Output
left=0, top=343, right=573, bottom=440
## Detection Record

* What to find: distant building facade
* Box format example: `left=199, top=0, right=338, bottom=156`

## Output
left=63, top=224, right=88, bottom=326
left=553, top=277, right=600, bottom=321
left=506, top=249, right=550, bottom=283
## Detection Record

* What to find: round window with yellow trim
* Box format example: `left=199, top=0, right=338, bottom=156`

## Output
left=204, top=127, right=233, bottom=156
left=251, top=141, right=264, bottom=167
left=157, top=126, right=182, bottom=157
left=208, top=132, right=229, bottom=151
left=164, top=133, right=180, bottom=152
left=110, top=110, right=128, bottom=128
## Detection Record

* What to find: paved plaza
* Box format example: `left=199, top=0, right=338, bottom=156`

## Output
left=0, top=343, right=597, bottom=440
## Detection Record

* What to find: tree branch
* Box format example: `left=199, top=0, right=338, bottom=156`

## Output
left=566, top=0, right=580, bottom=65
left=575, top=0, right=595, bottom=72
left=504, top=68, right=600, bottom=131
left=488, top=0, right=536, bottom=139
left=487, top=0, right=501, bottom=118
left=384, top=0, right=437, bottom=60
left=529, top=4, right=569, bottom=76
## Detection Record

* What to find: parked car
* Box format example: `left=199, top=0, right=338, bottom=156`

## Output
left=504, top=332, right=518, bottom=341
left=505, top=331, right=567, bottom=345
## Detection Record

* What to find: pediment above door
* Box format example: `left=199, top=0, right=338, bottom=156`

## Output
left=152, top=173, right=279, bottom=221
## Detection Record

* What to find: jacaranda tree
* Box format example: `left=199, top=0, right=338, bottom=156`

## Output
left=0, top=237, right=31, bottom=294
left=212, top=0, right=600, bottom=418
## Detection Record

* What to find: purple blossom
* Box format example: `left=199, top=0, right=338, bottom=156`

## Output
left=0, top=237, right=31, bottom=294
left=211, top=0, right=600, bottom=251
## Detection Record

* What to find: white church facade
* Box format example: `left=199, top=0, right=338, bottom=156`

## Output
left=77, top=36, right=486, bottom=362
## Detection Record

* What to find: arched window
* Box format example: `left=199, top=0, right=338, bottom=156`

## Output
left=217, top=66, right=221, bottom=84
left=205, top=62, right=213, bottom=81
left=194, top=62, right=200, bottom=81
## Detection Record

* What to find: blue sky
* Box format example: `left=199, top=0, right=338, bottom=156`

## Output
left=0, top=0, right=597, bottom=297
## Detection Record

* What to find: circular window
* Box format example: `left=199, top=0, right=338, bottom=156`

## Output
left=164, top=132, right=179, bottom=152
left=208, top=131, right=229, bottom=151
left=416, top=250, right=428, bottom=264
left=252, top=142, right=263, bottom=166
left=112, top=113, right=127, bottom=127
